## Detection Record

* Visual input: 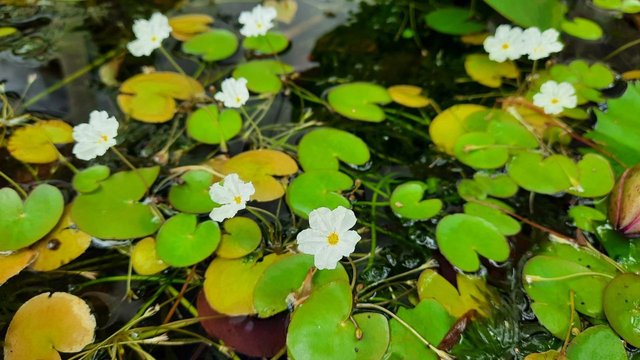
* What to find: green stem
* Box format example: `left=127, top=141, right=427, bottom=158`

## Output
left=159, top=46, right=186, bottom=75
left=604, top=38, right=640, bottom=60
left=166, top=286, right=199, bottom=317
left=0, top=170, right=27, bottom=197
left=111, top=147, right=138, bottom=173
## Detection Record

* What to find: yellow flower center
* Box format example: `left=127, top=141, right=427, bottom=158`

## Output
left=501, top=43, right=509, bottom=50
left=236, top=96, right=242, bottom=103
left=234, top=196, right=243, bottom=204
left=99, top=134, right=109, bottom=143
left=327, top=232, right=339, bottom=246
left=550, top=98, right=560, bottom=104
left=257, top=23, right=263, bottom=29
left=151, top=35, right=158, bottom=43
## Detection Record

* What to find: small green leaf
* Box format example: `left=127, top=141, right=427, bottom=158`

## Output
left=566, top=325, right=627, bottom=360
left=286, top=170, right=353, bottom=219
left=561, top=17, right=603, bottom=41
left=232, top=60, right=294, bottom=94
left=424, top=7, right=485, bottom=35
left=216, top=217, right=262, bottom=259
left=390, top=181, right=443, bottom=220
left=168, top=170, right=216, bottom=214
left=567, top=154, right=615, bottom=198
left=242, top=31, right=289, bottom=54
left=568, top=205, right=606, bottom=232
left=604, top=273, right=640, bottom=347
left=297, top=128, right=370, bottom=171
left=186, top=106, right=242, bottom=144
left=483, top=0, right=567, bottom=29
left=327, top=82, right=392, bottom=122
left=156, top=213, right=220, bottom=267
left=463, top=201, right=521, bottom=236
left=507, top=152, right=578, bottom=195
left=182, top=29, right=239, bottom=61
left=72, top=165, right=111, bottom=193
left=454, top=132, right=509, bottom=169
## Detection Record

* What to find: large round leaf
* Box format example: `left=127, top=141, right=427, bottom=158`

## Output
left=507, top=152, right=578, bottom=195
left=182, top=29, right=238, bottom=61
left=389, top=181, right=442, bottom=220
left=7, top=120, right=73, bottom=164
left=453, top=132, right=509, bottom=169
left=286, top=170, right=353, bottom=218
left=327, top=82, right=392, bottom=122
left=168, top=170, right=216, bottom=214
left=463, top=201, right=521, bottom=236
left=232, top=60, right=294, bottom=94
left=186, top=106, right=242, bottom=144
left=156, top=213, right=221, bottom=267
left=604, top=273, right=640, bottom=347
left=297, top=128, right=370, bottom=171
left=565, top=325, right=627, bottom=360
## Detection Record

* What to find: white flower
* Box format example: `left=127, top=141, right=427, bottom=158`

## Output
left=238, top=5, right=277, bottom=37
left=209, top=173, right=255, bottom=222
left=127, top=13, right=172, bottom=57
left=296, top=206, right=361, bottom=270
left=72, top=110, right=119, bottom=161
left=483, top=24, right=525, bottom=63
left=214, top=77, right=250, bottom=108
left=533, top=80, right=577, bottom=115
left=521, top=27, right=563, bottom=60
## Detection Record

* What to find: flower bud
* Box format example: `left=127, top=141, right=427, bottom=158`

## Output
left=609, top=165, right=640, bottom=237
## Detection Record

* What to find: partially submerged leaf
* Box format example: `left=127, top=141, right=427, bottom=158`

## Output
left=417, top=269, right=492, bottom=317
left=389, top=181, right=442, bottom=220
left=7, top=120, right=73, bottom=164
left=169, top=14, right=214, bottom=41
left=182, top=29, right=238, bottom=61
left=216, top=217, right=262, bottom=259
left=603, top=273, right=640, bottom=347
left=232, top=60, right=294, bottom=94
left=464, top=54, right=518, bottom=88
left=429, top=104, right=487, bottom=155
left=565, top=325, right=627, bottom=360
left=387, top=85, right=430, bottom=108
left=424, top=7, right=485, bottom=35
left=327, top=82, right=392, bottom=122
left=0, top=249, right=37, bottom=286
left=131, top=237, right=169, bottom=275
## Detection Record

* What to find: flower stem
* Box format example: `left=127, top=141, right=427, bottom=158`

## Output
left=111, top=147, right=138, bottom=173
left=0, top=170, right=27, bottom=198
left=240, top=106, right=264, bottom=148
left=159, top=46, right=186, bottom=75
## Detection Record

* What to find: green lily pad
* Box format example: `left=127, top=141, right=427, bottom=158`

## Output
left=327, top=82, right=392, bottom=122
left=385, top=299, right=455, bottom=360
left=507, top=152, right=578, bottom=195
left=182, top=29, right=238, bottom=61
left=548, top=60, right=614, bottom=104
left=435, top=213, right=510, bottom=272
left=186, top=106, right=242, bottom=144
left=253, top=253, right=348, bottom=318
left=71, top=167, right=161, bottom=239
left=286, top=170, right=353, bottom=219
left=566, top=154, right=615, bottom=198
left=297, top=128, right=370, bottom=171
left=561, top=17, right=603, bottom=41
left=429, top=104, right=488, bottom=155
left=424, top=7, right=485, bottom=35
left=463, top=201, right=521, bottom=236
left=486, top=115, right=539, bottom=149
left=0, top=184, right=64, bottom=251
left=287, top=281, right=389, bottom=360
left=483, top=0, right=567, bottom=29
left=473, top=173, right=519, bottom=198
left=594, top=0, right=640, bottom=12
left=453, top=132, right=510, bottom=169
left=232, top=60, right=294, bottom=94
left=242, top=31, right=289, bottom=54
left=72, top=165, right=110, bottom=193
left=566, top=325, right=627, bottom=360
left=216, top=217, right=262, bottom=259
left=604, top=273, right=640, bottom=347
left=568, top=205, right=606, bottom=232
left=464, top=54, right=519, bottom=88
left=389, top=181, right=443, bottom=220
left=168, top=170, right=216, bottom=214
left=156, top=213, right=220, bottom=267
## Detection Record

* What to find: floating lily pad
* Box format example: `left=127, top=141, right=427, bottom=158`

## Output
left=507, top=152, right=578, bottom=195
left=4, top=292, right=96, bottom=360
left=464, top=54, right=519, bottom=88
left=435, top=214, right=510, bottom=272
left=232, top=60, right=294, bottom=94
left=297, top=128, right=370, bottom=171
left=186, top=106, right=242, bottom=144
left=561, top=17, right=603, bottom=41
left=30, top=207, right=91, bottom=272
left=424, top=7, right=485, bottom=35
left=604, top=273, right=640, bottom=347
left=71, top=167, right=161, bottom=239
left=169, top=14, right=214, bottom=41
left=327, top=82, right=392, bottom=122
left=548, top=60, right=614, bottom=104
left=569, top=205, right=606, bottom=232
left=454, top=132, right=510, bottom=169
left=7, top=120, right=73, bottom=164
left=131, top=237, right=169, bottom=275
left=242, top=31, right=289, bottom=54
left=387, top=85, right=430, bottom=108
left=156, top=213, right=221, bottom=267
left=168, top=170, right=216, bottom=213
left=182, top=29, right=238, bottom=61
left=390, top=181, right=442, bottom=220
left=485, top=113, right=539, bottom=149
left=286, top=170, right=353, bottom=218
left=0, top=184, right=64, bottom=251
left=463, top=201, right=521, bottom=236
left=429, top=104, right=487, bottom=155
left=594, top=0, right=640, bottom=12
left=417, top=269, right=492, bottom=317
left=253, top=253, right=348, bottom=318
left=203, top=253, right=282, bottom=316
left=216, top=217, right=262, bottom=259
left=566, top=153, right=615, bottom=197
left=0, top=27, right=18, bottom=38
left=216, top=149, right=298, bottom=202
left=475, top=173, right=519, bottom=198
left=565, top=325, right=627, bottom=360
left=484, top=0, right=567, bottom=29
left=72, top=165, right=111, bottom=193
left=117, top=72, right=205, bottom=123
left=386, top=299, right=455, bottom=360
left=288, top=281, right=389, bottom=360
left=0, top=249, right=36, bottom=286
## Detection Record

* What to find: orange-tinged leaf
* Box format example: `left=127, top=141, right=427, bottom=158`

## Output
left=7, top=120, right=73, bottom=164
left=429, top=104, right=487, bottom=155
left=132, top=237, right=169, bottom=275
left=0, top=249, right=36, bottom=286
left=169, top=14, right=214, bottom=41
left=388, top=85, right=430, bottom=108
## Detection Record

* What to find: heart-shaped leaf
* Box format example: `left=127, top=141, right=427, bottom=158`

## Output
left=232, top=60, right=294, bottom=94
left=7, top=120, right=73, bottom=164
left=168, top=170, right=216, bottom=214
left=156, top=213, right=220, bottom=267
left=453, top=132, right=510, bottom=169
left=203, top=253, right=282, bottom=316
left=565, top=325, right=627, bottom=360
left=485, top=113, right=538, bottom=149
left=390, top=181, right=443, bottom=220
left=169, top=14, right=214, bottom=41
left=385, top=299, right=455, bottom=360
left=387, top=85, right=430, bottom=108
left=435, top=214, right=510, bottom=272
left=417, top=269, right=492, bottom=317
left=429, top=104, right=487, bottom=155
left=216, top=217, right=262, bottom=259
left=71, top=167, right=161, bottom=239
left=604, top=273, right=640, bottom=347
left=507, top=152, right=579, bottom=195
left=566, top=153, right=615, bottom=198
left=424, top=7, right=485, bottom=35
left=131, top=237, right=169, bottom=275
left=288, top=281, right=389, bottom=360
left=72, top=165, right=111, bottom=193
left=459, top=173, right=519, bottom=201
left=297, top=128, right=370, bottom=171
left=0, top=184, right=64, bottom=251
left=561, top=17, right=603, bottom=41
left=253, top=253, right=348, bottom=318
left=182, top=29, right=237, bottom=61
left=117, top=72, right=205, bottom=123
left=286, top=170, right=353, bottom=218
left=242, top=32, right=289, bottom=54
left=464, top=54, right=519, bottom=88
left=327, top=82, right=392, bottom=122
left=186, top=106, right=242, bottom=144
left=463, top=201, right=521, bottom=236
left=594, top=0, right=640, bottom=12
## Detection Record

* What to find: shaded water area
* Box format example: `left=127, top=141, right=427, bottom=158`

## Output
left=3, top=0, right=640, bottom=359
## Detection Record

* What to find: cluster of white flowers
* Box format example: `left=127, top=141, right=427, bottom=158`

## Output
left=483, top=24, right=563, bottom=63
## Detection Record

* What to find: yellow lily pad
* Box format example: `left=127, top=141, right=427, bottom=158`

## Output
left=117, top=72, right=205, bottom=123
left=169, top=14, right=214, bottom=41
left=4, top=292, right=96, bottom=360
left=429, top=104, right=487, bottom=154
left=131, top=237, right=169, bottom=275
left=0, top=249, right=37, bottom=286
left=30, top=207, right=91, bottom=272
left=7, top=120, right=73, bottom=164
left=203, top=253, right=282, bottom=316
left=387, top=85, right=430, bottom=108
left=464, top=54, right=519, bottom=88
left=461, top=32, right=489, bottom=45
left=417, top=269, right=492, bottom=317
left=264, top=0, right=298, bottom=23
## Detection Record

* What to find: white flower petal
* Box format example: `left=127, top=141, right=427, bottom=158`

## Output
left=209, top=203, right=242, bottom=222
left=128, top=13, right=170, bottom=57
left=296, top=229, right=328, bottom=254
left=313, top=250, right=342, bottom=270
left=308, top=207, right=335, bottom=233
left=127, top=39, right=154, bottom=57
left=331, top=206, right=357, bottom=233
left=209, top=183, right=235, bottom=204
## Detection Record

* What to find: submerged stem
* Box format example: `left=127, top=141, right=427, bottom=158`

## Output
left=0, top=170, right=27, bottom=197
